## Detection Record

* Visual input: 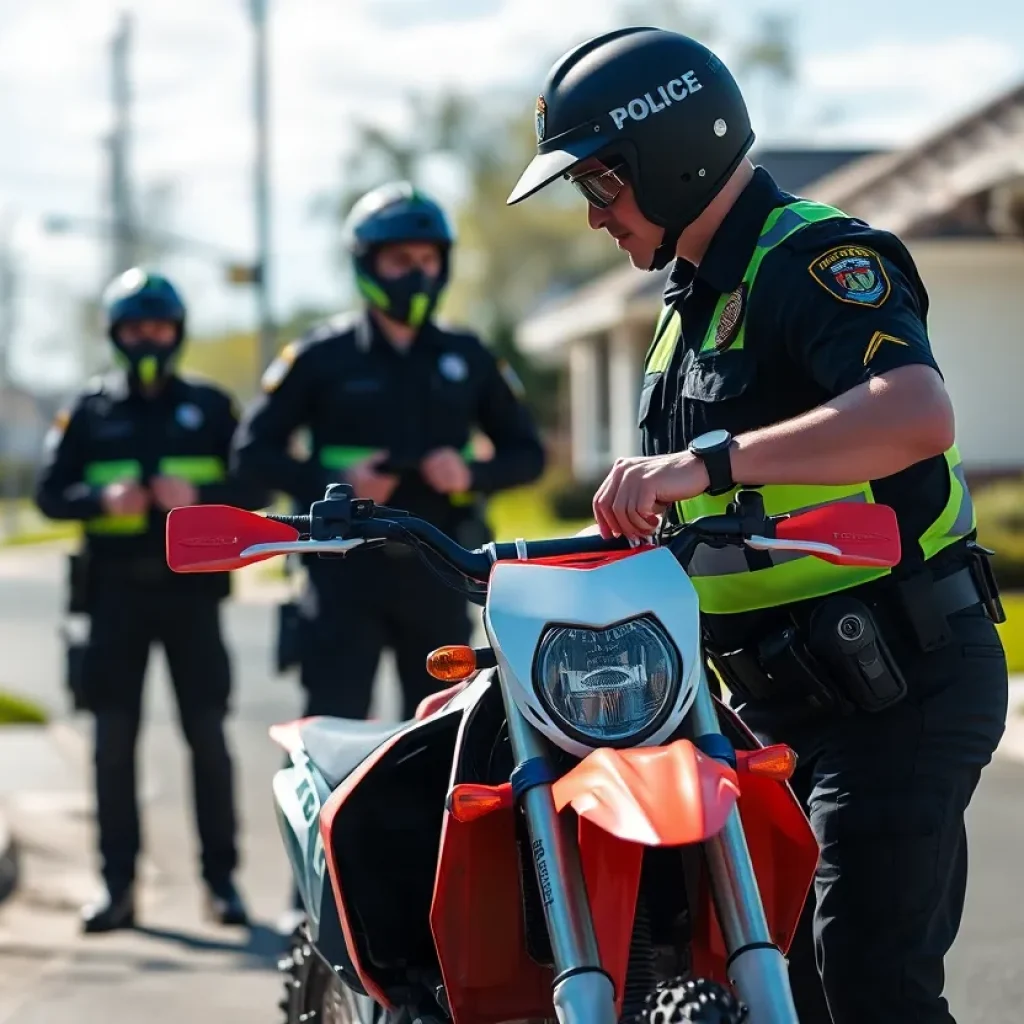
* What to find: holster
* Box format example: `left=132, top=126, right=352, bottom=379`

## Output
left=275, top=601, right=303, bottom=675
left=60, top=624, right=90, bottom=712
left=67, top=552, right=92, bottom=614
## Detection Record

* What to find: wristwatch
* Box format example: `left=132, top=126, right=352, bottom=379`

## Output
left=688, top=429, right=736, bottom=497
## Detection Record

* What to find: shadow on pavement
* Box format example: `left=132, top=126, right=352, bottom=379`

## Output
left=129, top=920, right=285, bottom=967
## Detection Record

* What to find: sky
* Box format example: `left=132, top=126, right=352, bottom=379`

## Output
left=1, top=0, right=1022, bottom=392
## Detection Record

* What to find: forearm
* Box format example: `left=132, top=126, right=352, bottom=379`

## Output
left=731, top=367, right=955, bottom=486
left=35, top=481, right=104, bottom=521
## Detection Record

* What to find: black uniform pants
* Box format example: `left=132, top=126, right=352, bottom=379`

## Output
left=83, top=576, right=238, bottom=891
left=737, top=603, right=1008, bottom=1024
left=298, top=550, right=471, bottom=721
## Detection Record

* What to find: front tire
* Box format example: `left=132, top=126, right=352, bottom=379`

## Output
left=639, top=977, right=749, bottom=1023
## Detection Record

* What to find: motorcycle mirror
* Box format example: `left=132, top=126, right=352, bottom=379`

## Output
left=751, top=503, right=901, bottom=567
left=166, top=505, right=301, bottom=573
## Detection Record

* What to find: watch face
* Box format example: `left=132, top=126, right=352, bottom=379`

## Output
left=693, top=429, right=732, bottom=453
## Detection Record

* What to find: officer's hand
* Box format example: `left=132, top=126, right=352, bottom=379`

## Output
left=150, top=475, right=199, bottom=511
left=420, top=447, right=472, bottom=495
left=101, top=481, right=150, bottom=517
left=344, top=453, right=399, bottom=505
left=592, top=452, right=710, bottom=541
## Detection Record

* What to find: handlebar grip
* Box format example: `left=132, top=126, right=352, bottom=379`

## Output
left=268, top=514, right=311, bottom=532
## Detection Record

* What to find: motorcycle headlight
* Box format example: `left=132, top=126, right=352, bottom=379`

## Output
left=534, top=615, right=681, bottom=746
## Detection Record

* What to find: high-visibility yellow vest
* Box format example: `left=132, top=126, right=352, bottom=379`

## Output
left=643, top=200, right=975, bottom=614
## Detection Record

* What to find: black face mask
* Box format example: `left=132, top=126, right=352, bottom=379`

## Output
left=356, top=262, right=447, bottom=328
left=113, top=338, right=182, bottom=390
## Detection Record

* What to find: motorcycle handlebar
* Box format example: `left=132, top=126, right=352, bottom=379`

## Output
left=263, top=484, right=773, bottom=584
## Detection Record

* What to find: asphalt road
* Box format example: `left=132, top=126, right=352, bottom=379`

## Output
left=0, top=542, right=1022, bottom=1022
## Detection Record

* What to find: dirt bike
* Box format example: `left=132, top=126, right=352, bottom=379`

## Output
left=165, top=482, right=901, bottom=1024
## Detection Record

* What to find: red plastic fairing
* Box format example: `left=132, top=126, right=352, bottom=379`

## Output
left=318, top=731, right=410, bottom=1011
left=551, top=740, right=741, bottom=846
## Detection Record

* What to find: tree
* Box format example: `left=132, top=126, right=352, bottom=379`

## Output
left=319, top=2, right=798, bottom=425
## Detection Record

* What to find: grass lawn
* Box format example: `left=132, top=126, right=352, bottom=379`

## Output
left=0, top=690, right=48, bottom=725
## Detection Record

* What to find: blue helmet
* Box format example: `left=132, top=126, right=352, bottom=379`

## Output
left=103, top=268, right=186, bottom=338
left=342, top=182, right=455, bottom=328
left=102, top=268, right=187, bottom=388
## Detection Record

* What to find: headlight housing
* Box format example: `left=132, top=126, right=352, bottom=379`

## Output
left=534, top=615, right=681, bottom=746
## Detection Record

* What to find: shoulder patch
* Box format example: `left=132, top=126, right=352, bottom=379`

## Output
left=261, top=341, right=300, bottom=393
left=43, top=407, right=72, bottom=454
left=497, top=359, right=526, bottom=399
left=808, top=246, right=891, bottom=308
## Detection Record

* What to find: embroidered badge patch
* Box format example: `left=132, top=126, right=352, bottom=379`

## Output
left=863, top=330, right=908, bottom=365
left=715, top=283, right=747, bottom=351
left=535, top=95, right=547, bottom=143
left=809, top=246, right=891, bottom=308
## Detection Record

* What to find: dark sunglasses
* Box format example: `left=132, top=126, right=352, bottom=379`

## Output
left=567, top=159, right=630, bottom=209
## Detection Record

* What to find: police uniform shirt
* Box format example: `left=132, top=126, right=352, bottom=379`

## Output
left=36, top=371, right=268, bottom=571
left=233, top=311, right=545, bottom=525
left=641, top=166, right=958, bottom=573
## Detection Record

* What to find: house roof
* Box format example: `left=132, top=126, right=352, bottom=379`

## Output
left=806, top=80, right=1024, bottom=233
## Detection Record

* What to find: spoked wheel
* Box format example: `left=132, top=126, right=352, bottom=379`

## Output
left=638, top=977, right=749, bottom=1024
left=279, top=925, right=381, bottom=1024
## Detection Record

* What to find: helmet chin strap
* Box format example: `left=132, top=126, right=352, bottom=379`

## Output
left=647, top=222, right=685, bottom=272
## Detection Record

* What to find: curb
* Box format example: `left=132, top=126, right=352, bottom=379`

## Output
left=0, top=807, right=18, bottom=905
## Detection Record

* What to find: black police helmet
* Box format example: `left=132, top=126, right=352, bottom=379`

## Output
left=342, top=181, right=456, bottom=256
left=103, top=267, right=186, bottom=340
left=507, top=27, right=755, bottom=269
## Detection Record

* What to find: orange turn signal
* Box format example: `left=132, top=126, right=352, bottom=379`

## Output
left=446, top=782, right=514, bottom=823
left=426, top=645, right=478, bottom=682
left=737, top=744, right=798, bottom=782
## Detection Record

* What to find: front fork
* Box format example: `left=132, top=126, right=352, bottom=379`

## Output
left=500, top=669, right=800, bottom=1024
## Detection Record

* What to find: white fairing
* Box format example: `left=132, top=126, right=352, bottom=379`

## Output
left=484, top=546, right=703, bottom=758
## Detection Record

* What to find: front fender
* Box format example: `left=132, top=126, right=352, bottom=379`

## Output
left=551, top=739, right=740, bottom=846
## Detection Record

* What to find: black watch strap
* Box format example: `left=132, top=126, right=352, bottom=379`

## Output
left=689, top=431, right=735, bottom=497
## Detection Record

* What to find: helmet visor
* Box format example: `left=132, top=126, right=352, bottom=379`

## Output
left=506, top=131, right=611, bottom=206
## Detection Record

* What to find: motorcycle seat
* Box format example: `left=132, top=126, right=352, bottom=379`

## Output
left=299, top=717, right=408, bottom=790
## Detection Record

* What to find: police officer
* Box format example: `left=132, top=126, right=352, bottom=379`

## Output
left=233, top=182, right=546, bottom=722
left=35, top=269, right=268, bottom=933
left=509, top=28, right=1008, bottom=1024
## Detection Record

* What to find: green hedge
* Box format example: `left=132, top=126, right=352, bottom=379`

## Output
left=974, top=477, right=1024, bottom=590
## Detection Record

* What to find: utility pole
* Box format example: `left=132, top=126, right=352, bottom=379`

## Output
left=109, top=10, right=137, bottom=278
left=0, top=209, right=19, bottom=535
left=250, top=0, right=276, bottom=385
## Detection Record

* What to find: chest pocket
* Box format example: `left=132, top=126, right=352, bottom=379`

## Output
left=682, top=350, right=756, bottom=403
left=681, top=349, right=761, bottom=441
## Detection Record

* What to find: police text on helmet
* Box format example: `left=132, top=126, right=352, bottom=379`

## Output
left=608, top=71, right=702, bottom=131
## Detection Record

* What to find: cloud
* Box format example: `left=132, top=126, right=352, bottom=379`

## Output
left=799, top=35, right=1021, bottom=143
left=1, top=2, right=1022, bottom=391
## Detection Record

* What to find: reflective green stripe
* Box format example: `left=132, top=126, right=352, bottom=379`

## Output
left=644, top=198, right=978, bottom=614
left=408, top=293, right=431, bottom=327
left=320, top=443, right=475, bottom=472
left=83, top=460, right=147, bottom=534
left=319, top=446, right=379, bottom=470
left=355, top=274, right=390, bottom=311
left=919, top=445, right=976, bottom=560
left=84, top=460, right=142, bottom=486
left=699, top=201, right=847, bottom=354
left=646, top=311, right=682, bottom=373
left=158, top=456, right=225, bottom=484
left=86, top=514, right=147, bottom=535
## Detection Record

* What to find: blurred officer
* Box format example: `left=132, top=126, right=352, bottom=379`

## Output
left=233, top=182, right=546, bottom=721
left=35, top=268, right=269, bottom=933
